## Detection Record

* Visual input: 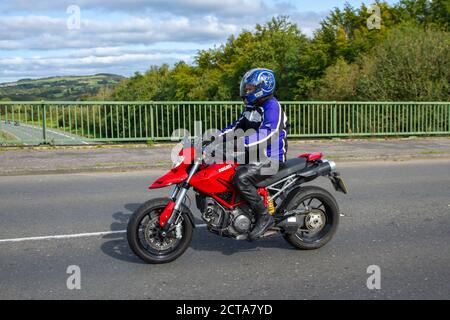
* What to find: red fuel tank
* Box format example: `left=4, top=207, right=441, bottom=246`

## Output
left=189, top=163, right=238, bottom=194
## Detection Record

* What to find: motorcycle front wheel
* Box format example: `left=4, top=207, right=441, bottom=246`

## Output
left=127, top=198, right=193, bottom=264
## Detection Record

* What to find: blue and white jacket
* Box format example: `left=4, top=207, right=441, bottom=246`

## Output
left=220, top=97, right=288, bottom=162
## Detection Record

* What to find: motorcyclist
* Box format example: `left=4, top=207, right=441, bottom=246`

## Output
left=208, top=68, right=288, bottom=240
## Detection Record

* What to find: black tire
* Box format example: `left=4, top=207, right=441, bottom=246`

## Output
left=127, top=197, right=194, bottom=264
left=283, top=186, right=339, bottom=250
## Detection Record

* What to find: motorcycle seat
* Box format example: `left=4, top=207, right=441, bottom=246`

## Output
left=255, top=157, right=307, bottom=188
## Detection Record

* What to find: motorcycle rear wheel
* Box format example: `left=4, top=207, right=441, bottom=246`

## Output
left=127, top=198, right=193, bottom=264
left=283, top=186, right=339, bottom=250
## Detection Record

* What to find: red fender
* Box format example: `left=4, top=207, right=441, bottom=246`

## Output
left=159, top=200, right=175, bottom=227
left=299, top=152, right=323, bottom=161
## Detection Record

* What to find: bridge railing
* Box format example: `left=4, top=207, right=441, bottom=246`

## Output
left=0, top=101, right=449, bottom=145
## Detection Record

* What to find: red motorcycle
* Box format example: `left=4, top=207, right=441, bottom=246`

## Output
left=127, top=139, right=348, bottom=264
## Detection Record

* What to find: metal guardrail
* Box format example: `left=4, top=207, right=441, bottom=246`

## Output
left=0, top=101, right=449, bottom=145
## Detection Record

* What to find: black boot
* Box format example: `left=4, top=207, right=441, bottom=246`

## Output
left=249, top=206, right=274, bottom=240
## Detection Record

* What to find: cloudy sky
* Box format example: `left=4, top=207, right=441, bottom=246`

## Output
left=0, top=0, right=397, bottom=83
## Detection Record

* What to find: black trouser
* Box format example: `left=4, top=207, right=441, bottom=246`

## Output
left=232, top=162, right=275, bottom=217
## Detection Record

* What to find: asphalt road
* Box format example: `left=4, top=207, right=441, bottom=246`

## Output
left=0, top=160, right=449, bottom=299
left=0, top=121, right=88, bottom=145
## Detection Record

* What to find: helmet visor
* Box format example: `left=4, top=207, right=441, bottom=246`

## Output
left=239, top=78, right=246, bottom=97
left=240, top=82, right=256, bottom=97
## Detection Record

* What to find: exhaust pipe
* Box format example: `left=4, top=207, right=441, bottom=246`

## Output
left=316, top=161, right=331, bottom=176
left=298, top=159, right=336, bottom=178
left=325, top=160, right=336, bottom=171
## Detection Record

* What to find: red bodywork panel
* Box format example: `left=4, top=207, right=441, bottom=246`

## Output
left=149, top=166, right=188, bottom=189
left=299, top=152, right=323, bottom=161
left=190, top=162, right=268, bottom=209
left=149, top=147, right=194, bottom=189
left=149, top=146, right=269, bottom=214
left=190, top=163, right=238, bottom=194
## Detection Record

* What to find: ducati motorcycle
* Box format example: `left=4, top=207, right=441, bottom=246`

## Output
left=127, top=138, right=348, bottom=264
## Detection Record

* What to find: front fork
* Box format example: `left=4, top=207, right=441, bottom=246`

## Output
left=159, top=161, right=201, bottom=232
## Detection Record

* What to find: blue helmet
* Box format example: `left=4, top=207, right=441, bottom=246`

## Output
left=239, top=68, right=276, bottom=105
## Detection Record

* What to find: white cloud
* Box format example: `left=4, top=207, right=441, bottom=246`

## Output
left=290, top=11, right=328, bottom=36
left=0, top=15, right=241, bottom=50
left=0, top=47, right=195, bottom=82
left=0, top=0, right=329, bottom=82
left=1, top=0, right=268, bottom=17
left=1, top=41, right=185, bottom=82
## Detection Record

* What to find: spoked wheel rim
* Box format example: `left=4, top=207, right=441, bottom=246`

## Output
left=136, top=206, right=184, bottom=257
left=294, top=196, right=334, bottom=243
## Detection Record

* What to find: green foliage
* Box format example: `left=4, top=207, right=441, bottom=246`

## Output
left=296, top=1, right=402, bottom=98
left=0, top=74, right=124, bottom=101
left=2, top=1, right=448, bottom=103
left=355, top=25, right=450, bottom=101
left=314, top=24, right=450, bottom=101
left=221, top=16, right=309, bottom=100
left=397, top=0, right=450, bottom=30
left=109, top=16, right=309, bottom=101
left=298, top=0, right=449, bottom=100
left=111, top=65, right=172, bottom=101
left=311, top=58, right=360, bottom=100
left=110, top=0, right=444, bottom=102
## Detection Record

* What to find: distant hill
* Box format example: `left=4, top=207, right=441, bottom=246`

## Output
left=0, top=74, right=125, bottom=101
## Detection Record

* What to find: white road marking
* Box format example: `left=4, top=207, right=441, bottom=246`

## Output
left=21, top=123, right=89, bottom=144
left=0, top=224, right=207, bottom=243
left=0, top=230, right=126, bottom=243
left=46, top=128, right=89, bottom=144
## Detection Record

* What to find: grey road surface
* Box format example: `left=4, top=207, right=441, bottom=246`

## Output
left=0, top=160, right=449, bottom=299
left=0, top=121, right=88, bottom=145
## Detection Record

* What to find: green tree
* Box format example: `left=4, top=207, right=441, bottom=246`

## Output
left=356, top=25, right=450, bottom=101
left=105, top=1, right=449, bottom=102
left=397, top=0, right=450, bottom=30
left=296, top=1, right=401, bottom=98
left=216, top=16, right=309, bottom=100
left=112, top=65, right=172, bottom=100
left=311, top=58, right=360, bottom=100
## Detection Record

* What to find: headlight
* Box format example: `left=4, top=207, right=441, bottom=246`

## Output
left=172, top=155, right=185, bottom=168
